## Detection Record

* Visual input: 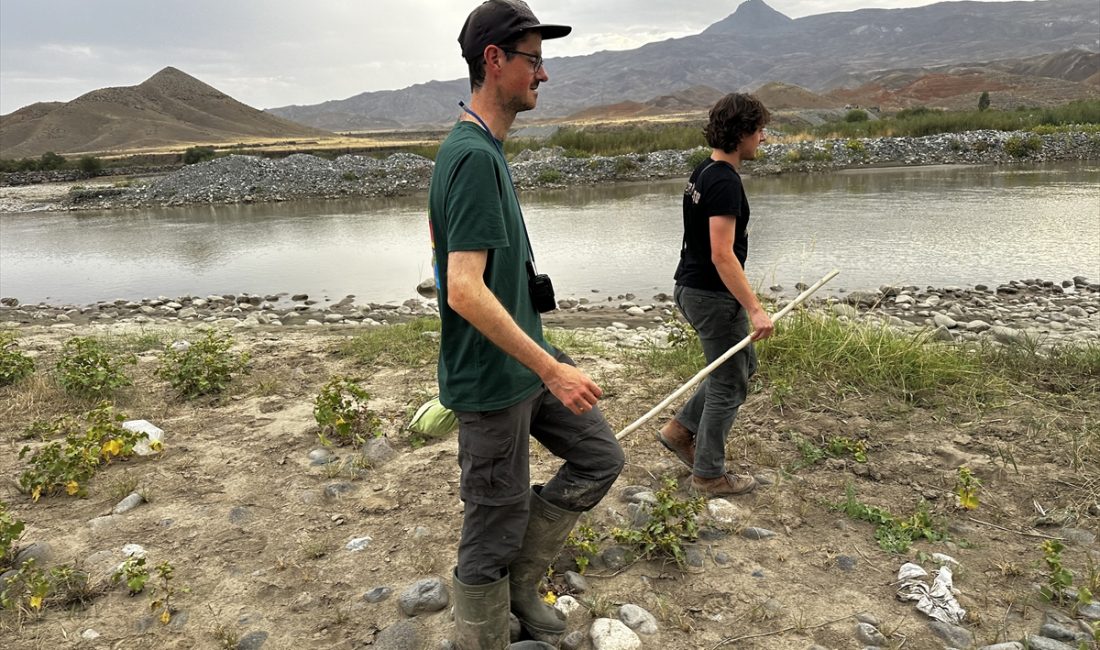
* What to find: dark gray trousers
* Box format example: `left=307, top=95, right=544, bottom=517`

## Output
left=673, top=284, right=758, bottom=478
left=454, top=351, right=624, bottom=584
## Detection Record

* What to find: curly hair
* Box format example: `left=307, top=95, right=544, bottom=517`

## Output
left=704, top=93, right=771, bottom=153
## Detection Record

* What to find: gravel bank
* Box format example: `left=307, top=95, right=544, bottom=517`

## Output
left=2, top=129, right=1096, bottom=213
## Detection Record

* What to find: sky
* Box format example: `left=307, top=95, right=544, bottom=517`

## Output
left=0, top=0, right=1039, bottom=115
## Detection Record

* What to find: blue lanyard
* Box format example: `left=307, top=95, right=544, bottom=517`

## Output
left=458, top=101, right=539, bottom=270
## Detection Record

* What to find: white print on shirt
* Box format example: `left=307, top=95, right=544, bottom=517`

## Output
left=684, top=181, right=702, bottom=205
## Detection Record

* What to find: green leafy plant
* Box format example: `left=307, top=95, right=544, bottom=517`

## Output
left=18, top=403, right=154, bottom=501
left=182, top=146, right=216, bottom=165
left=788, top=434, right=867, bottom=470
left=113, top=556, right=149, bottom=595
left=686, top=148, right=711, bottom=169
left=1004, top=134, right=1042, bottom=157
left=55, top=336, right=135, bottom=397
left=313, top=377, right=381, bottom=445
left=149, top=561, right=181, bottom=624
left=0, top=501, right=25, bottom=568
left=610, top=476, right=705, bottom=567
left=1038, top=539, right=1093, bottom=609
left=833, top=484, right=945, bottom=553
left=0, top=558, right=50, bottom=612
left=536, top=168, right=564, bottom=183
left=954, top=466, right=981, bottom=510
left=565, top=523, right=601, bottom=574
left=0, top=331, right=35, bottom=386
left=156, top=331, right=249, bottom=398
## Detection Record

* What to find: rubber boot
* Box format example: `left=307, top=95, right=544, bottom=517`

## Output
left=508, top=486, right=581, bottom=644
left=452, top=571, right=555, bottom=650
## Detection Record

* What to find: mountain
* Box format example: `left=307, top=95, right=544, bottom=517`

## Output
left=827, top=49, right=1100, bottom=110
left=0, top=67, right=329, bottom=158
left=267, top=0, right=1100, bottom=129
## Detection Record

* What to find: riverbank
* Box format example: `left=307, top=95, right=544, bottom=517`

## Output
left=1, top=277, right=1097, bottom=649
left=1, top=129, right=1096, bottom=213
left=2, top=275, right=1097, bottom=351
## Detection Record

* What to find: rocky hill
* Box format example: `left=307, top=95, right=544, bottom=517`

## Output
left=267, top=0, right=1100, bottom=128
left=0, top=67, right=329, bottom=159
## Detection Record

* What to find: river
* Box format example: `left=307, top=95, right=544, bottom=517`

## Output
left=1, top=162, right=1097, bottom=305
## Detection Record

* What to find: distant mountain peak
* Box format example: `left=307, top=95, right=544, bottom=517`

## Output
left=139, top=66, right=218, bottom=94
left=704, top=0, right=793, bottom=35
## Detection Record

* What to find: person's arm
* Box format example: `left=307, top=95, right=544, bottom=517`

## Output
left=708, top=217, right=773, bottom=341
left=447, top=249, right=602, bottom=413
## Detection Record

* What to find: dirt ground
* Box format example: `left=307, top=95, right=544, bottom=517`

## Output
left=1, top=321, right=1097, bottom=650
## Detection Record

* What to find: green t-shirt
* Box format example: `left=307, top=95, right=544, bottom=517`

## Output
left=428, top=120, right=551, bottom=411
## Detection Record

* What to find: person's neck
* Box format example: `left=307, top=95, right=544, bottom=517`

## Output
left=711, top=148, right=741, bottom=169
left=462, top=92, right=515, bottom=141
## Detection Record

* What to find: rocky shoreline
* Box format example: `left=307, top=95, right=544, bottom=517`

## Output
left=1, top=129, right=1096, bottom=213
left=2, top=275, right=1096, bottom=350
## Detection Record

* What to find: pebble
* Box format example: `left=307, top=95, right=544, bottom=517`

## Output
left=236, top=631, right=269, bottom=650
left=929, top=621, right=974, bottom=648
left=555, top=595, right=582, bottom=617
left=345, top=536, right=372, bottom=552
left=564, top=571, right=589, bottom=593
left=590, top=618, right=642, bottom=650
left=1024, top=636, right=1077, bottom=650
left=561, top=630, right=587, bottom=650
left=706, top=499, right=744, bottom=524
left=740, top=527, right=778, bottom=540
left=398, top=577, right=449, bottom=616
left=308, top=448, right=336, bottom=465
left=364, top=586, right=393, bottom=603
left=373, top=619, right=422, bottom=649
left=14, top=542, right=52, bottom=569
left=110, top=492, right=145, bottom=515
left=856, top=622, right=888, bottom=645
left=618, top=604, right=658, bottom=635
left=363, top=437, right=398, bottom=465
left=977, top=643, right=1024, bottom=650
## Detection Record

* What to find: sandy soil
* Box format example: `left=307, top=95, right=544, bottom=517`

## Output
left=1, top=321, right=1097, bottom=650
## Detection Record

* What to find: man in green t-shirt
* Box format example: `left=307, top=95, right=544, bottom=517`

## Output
left=428, top=2, right=624, bottom=648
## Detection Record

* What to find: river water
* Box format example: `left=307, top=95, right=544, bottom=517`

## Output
left=1, top=162, right=1097, bottom=305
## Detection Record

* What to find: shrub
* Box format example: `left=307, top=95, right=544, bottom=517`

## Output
left=313, top=377, right=381, bottom=445
left=340, top=171, right=359, bottom=182
left=0, top=332, right=35, bottom=386
left=55, top=337, right=135, bottom=398
left=18, top=402, right=152, bottom=501
left=77, top=156, right=102, bottom=176
left=536, top=168, right=564, bottom=184
left=845, top=139, right=866, bottom=154
left=182, top=146, right=216, bottom=165
left=613, top=157, right=639, bottom=174
left=156, top=331, right=249, bottom=398
left=785, top=148, right=803, bottom=163
left=845, top=109, right=869, bottom=123
left=686, top=148, right=711, bottom=169
left=38, top=152, right=66, bottom=171
left=1004, top=134, right=1042, bottom=157
left=978, top=91, right=991, bottom=112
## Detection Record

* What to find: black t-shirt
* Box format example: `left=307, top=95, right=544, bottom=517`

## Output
left=673, top=158, right=750, bottom=292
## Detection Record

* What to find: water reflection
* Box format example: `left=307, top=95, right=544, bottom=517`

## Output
left=1, top=162, right=1097, bottom=304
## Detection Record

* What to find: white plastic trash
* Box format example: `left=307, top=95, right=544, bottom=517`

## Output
left=896, top=562, right=967, bottom=624
left=122, top=420, right=164, bottom=456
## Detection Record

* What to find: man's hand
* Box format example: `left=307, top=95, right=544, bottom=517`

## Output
left=543, top=362, right=603, bottom=415
left=749, top=309, right=774, bottom=341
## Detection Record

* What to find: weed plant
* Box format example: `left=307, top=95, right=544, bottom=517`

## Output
left=505, top=124, right=706, bottom=158
left=157, top=331, right=249, bottom=398
left=787, top=433, right=867, bottom=470
left=833, top=484, right=946, bottom=553
left=341, top=317, right=440, bottom=366
left=55, top=336, right=135, bottom=398
left=313, top=377, right=382, bottom=446
left=564, top=523, right=601, bottom=574
left=610, top=476, right=705, bottom=567
left=0, top=501, right=24, bottom=568
left=18, top=402, right=154, bottom=501
left=0, top=332, right=35, bottom=386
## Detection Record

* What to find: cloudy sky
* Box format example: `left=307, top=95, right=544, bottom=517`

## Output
left=0, top=0, right=1036, bottom=114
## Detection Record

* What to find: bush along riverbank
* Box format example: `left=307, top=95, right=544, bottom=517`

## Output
left=2, top=129, right=1096, bottom=213
left=1, top=278, right=1097, bottom=649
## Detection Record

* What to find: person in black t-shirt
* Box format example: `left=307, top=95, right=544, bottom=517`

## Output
left=656, top=93, right=775, bottom=497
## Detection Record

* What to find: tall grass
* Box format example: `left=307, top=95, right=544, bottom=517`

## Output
left=505, top=124, right=706, bottom=158
left=803, top=100, right=1100, bottom=139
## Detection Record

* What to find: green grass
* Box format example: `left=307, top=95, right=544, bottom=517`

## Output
left=629, top=308, right=1100, bottom=408
left=340, top=317, right=441, bottom=366
left=545, top=328, right=607, bottom=357
left=797, top=100, right=1100, bottom=139
left=505, top=124, right=705, bottom=158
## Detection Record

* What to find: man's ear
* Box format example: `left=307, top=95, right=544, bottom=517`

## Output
left=483, top=45, right=504, bottom=74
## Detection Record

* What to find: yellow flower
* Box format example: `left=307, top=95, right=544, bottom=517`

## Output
left=160, top=609, right=171, bottom=624
left=102, top=439, right=123, bottom=458
left=31, top=486, right=42, bottom=502
left=29, top=595, right=43, bottom=610
left=65, top=480, right=80, bottom=496
left=542, top=591, right=557, bottom=606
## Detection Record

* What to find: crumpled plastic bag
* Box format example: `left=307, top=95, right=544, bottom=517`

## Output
left=895, top=561, right=967, bottom=624
left=407, top=396, right=458, bottom=438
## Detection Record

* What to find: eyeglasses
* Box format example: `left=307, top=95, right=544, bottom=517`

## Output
left=500, top=48, right=543, bottom=73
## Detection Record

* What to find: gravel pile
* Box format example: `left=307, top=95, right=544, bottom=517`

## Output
left=51, top=129, right=1099, bottom=210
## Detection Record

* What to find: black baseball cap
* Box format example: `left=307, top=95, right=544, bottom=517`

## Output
left=459, top=0, right=571, bottom=61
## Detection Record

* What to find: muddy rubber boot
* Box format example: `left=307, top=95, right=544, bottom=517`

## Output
left=507, top=487, right=581, bottom=644
left=452, top=571, right=555, bottom=650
